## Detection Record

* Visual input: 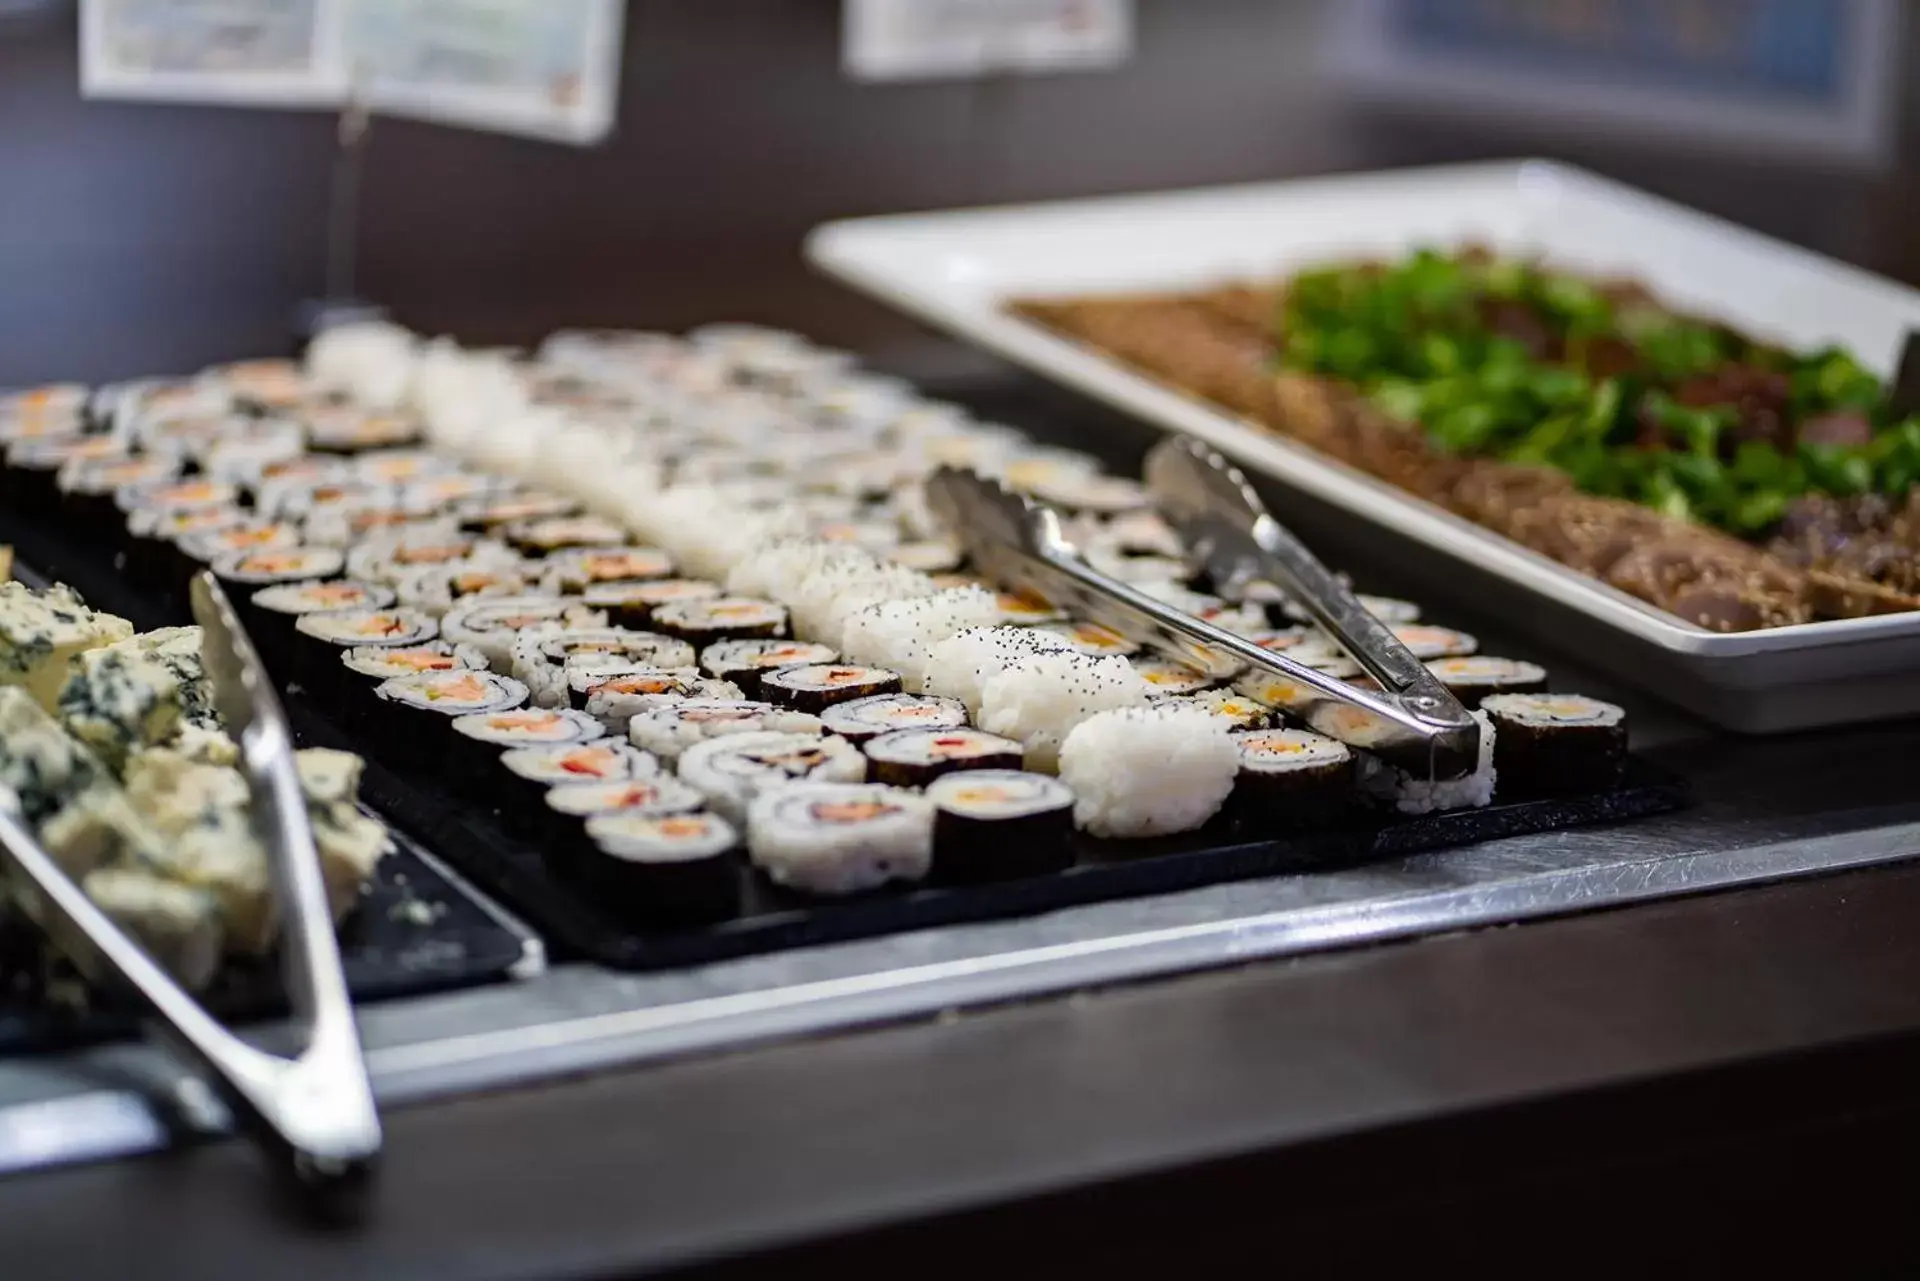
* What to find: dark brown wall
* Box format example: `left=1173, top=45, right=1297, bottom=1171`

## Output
left=1, top=0, right=1914, bottom=385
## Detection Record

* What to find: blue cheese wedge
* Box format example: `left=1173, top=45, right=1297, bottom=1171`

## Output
left=121, top=626, right=219, bottom=731
left=79, top=867, right=223, bottom=992
left=58, top=644, right=185, bottom=772
left=0, top=582, right=134, bottom=711
left=122, top=748, right=276, bottom=955
left=295, top=748, right=393, bottom=920
left=0, top=688, right=147, bottom=876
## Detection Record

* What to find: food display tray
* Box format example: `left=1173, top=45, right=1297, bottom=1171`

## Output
left=806, top=159, right=1920, bottom=733
left=0, top=509, right=1686, bottom=972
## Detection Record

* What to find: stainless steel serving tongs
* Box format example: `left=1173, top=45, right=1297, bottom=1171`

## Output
left=0, top=573, right=380, bottom=1198
left=926, top=436, right=1480, bottom=780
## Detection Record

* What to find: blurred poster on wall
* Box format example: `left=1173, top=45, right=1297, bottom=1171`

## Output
left=1332, top=0, right=1903, bottom=165
left=80, top=0, right=623, bottom=144
left=80, top=0, right=350, bottom=105
left=845, top=0, right=1132, bottom=82
left=348, top=0, right=623, bottom=144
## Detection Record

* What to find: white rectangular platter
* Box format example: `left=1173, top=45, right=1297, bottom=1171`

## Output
left=807, top=160, right=1920, bottom=733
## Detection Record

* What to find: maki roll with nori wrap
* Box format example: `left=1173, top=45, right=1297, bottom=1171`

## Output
left=454, top=490, right=584, bottom=535
left=496, top=740, right=659, bottom=836
left=441, top=707, right=597, bottom=801
left=212, top=545, right=348, bottom=642
left=991, top=586, right=1067, bottom=627
left=537, top=545, right=674, bottom=593
left=1183, top=688, right=1277, bottom=732
left=650, top=596, right=788, bottom=645
left=819, top=693, right=968, bottom=745
left=746, top=782, right=933, bottom=895
left=576, top=811, right=742, bottom=925
left=57, top=455, right=180, bottom=545
left=564, top=663, right=703, bottom=710
left=1131, top=656, right=1219, bottom=699
left=252, top=578, right=398, bottom=675
left=538, top=775, right=705, bottom=872
left=1426, top=656, right=1549, bottom=708
left=698, top=639, right=837, bottom=699
left=582, top=578, right=722, bottom=630
left=502, top=514, right=628, bottom=558
left=336, top=639, right=490, bottom=723
left=125, top=502, right=250, bottom=595
left=926, top=770, right=1075, bottom=886
left=440, top=594, right=608, bottom=670
left=1481, top=693, right=1627, bottom=799
left=863, top=727, right=1024, bottom=787
left=5, top=434, right=126, bottom=517
left=1033, top=621, right=1140, bottom=659
left=511, top=628, right=698, bottom=708
left=394, top=563, right=534, bottom=618
left=177, top=520, right=302, bottom=573
left=678, top=731, right=867, bottom=822
left=579, top=669, right=743, bottom=732
left=292, top=605, right=438, bottom=697
left=1389, top=624, right=1478, bottom=660
left=760, top=663, right=902, bottom=713
left=626, top=700, right=822, bottom=764
left=369, top=669, right=528, bottom=771
left=1229, top=729, right=1356, bottom=829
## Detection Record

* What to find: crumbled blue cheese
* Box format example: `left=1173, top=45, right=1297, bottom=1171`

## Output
left=79, top=867, right=224, bottom=992
left=0, top=689, right=148, bottom=876
left=164, top=724, right=240, bottom=768
left=297, top=748, right=393, bottom=920
left=58, top=644, right=184, bottom=773
left=122, top=749, right=276, bottom=955
left=122, top=626, right=219, bottom=731
left=0, top=582, right=134, bottom=711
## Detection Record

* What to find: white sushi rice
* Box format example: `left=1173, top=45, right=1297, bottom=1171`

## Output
left=920, top=626, right=1074, bottom=717
left=837, top=586, right=1001, bottom=692
left=745, top=782, right=934, bottom=895
left=1057, top=704, right=1239, bottom=839
left=306, top=321, right=418, bottom=410
left=976, top=651, right=1153, bottom=773
left=1358, top=710, right=1497, bottom=815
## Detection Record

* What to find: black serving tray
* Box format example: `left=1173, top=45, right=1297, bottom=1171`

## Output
left=0, top=508, right=1687, bottom=972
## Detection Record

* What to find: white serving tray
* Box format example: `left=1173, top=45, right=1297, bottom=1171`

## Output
left=807, top=160, right=1920, bottom=732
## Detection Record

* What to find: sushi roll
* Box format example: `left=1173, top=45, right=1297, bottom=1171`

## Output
left=176, top=520, right=303, bottom=574
left=627, top=699, right=823, bottom=764
left=1229, top=728, right=1356, bottom=828
left=336, top=639, right=490, bottom=723
left=863, top=727, right=1024, bottom=787
left=454, top=490, right=584, bottom=535
left=212, top=545, right=349, bottom=641
left=651, top=596, right=788, bottom=645
left=497, top=740, right=660, bottom=837
left=819, top=693, right=968, bottom=745
left=1057, top=704, right=1239, bottom=839
left=440, top=594, right=609, bottom=671
left=291, top=605, right=440, bottom=696
left=251, top=578, right=397, bottom=673
left=502, top=514, right=628, bottom=558
left=393, top=563, right=535, bottom=618
left=511, top=629, right=699, bottom=708
left=1020, top=469, right=1148, bottom=517
left=4, top=435, right=126, bottom=517
left=305, top=410, right=422, bottom=454
left=125, top=501, right=251, bottom=594
left=57, top=455, right=181, bottom=545
left=539, top=776, right=706, bottom=870
left=1389, top=624, right=1478, bottom=660
left=537, top=546, right=675, bottom=594
left=1131, top=655, right=1220, bottom=699
left=583, top=578, right=723, bottom=630
left=1183, top=688, right=1278, bottom=732
left=344, top=530, right=513, bottom=586
left=1285, top=594, right=1421, bottom=626
left=1426, top=656, right=1550, bottom=708
left=1481, top=693, right=1627, bottom=799
left=699, top=639, right=839, bottom=699
left=886, top=540, right=964, bottom=574
left=992, top=586, right=1067, bottom=627
left=577, top=811, right=742, bottom=925
left=1033, top=621, right=1141, bottom=659
left=926, top=770, right=1076, bottom=885
left=678, top=730, right=867, bottom=822
left=580, top=671, right=745, bottom=734
left=745, top=782, right=933, bottom=895
left=760, top=663, right=903, bottom=713
left=369, top=669, right=529, bottom=771
left=566, top=663, right=706, bottom=710
left=1360, top=710, right=1498, bottom=816
left=447, top=707, right=603, bottom=799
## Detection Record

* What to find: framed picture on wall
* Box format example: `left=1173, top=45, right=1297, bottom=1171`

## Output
left=80, top=0, right=351, bottom=105
left=1331, top=0, right=1905, bottom=166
